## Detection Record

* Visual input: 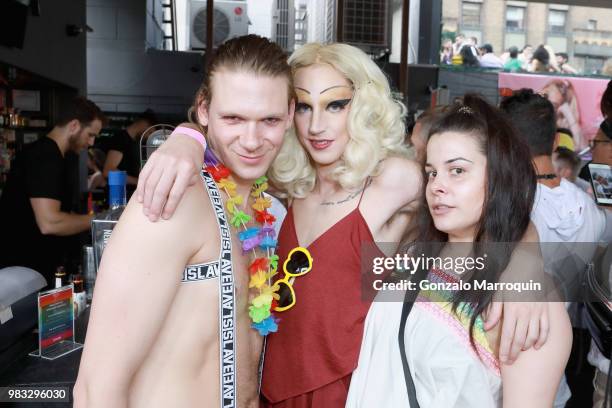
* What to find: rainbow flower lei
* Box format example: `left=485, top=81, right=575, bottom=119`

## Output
left=204, top=158, right=280, bottom=336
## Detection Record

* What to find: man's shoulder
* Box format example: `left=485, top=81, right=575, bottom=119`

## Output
left=170, top=175, right=221, bottom=233
left=532, top=179, right=605, bottom=241
left=112, top=129, right=130, bottom=140
left=116, top=180, right=215, bottom=259
left=33, top=136, right=55, bottom=148
left=23, top=138, right=63, bottom=175
left=574, top=178, right=591, bottom=193
left=26, top=137, right=60, bottom=157
left=108, top=130, right=131, bottom=150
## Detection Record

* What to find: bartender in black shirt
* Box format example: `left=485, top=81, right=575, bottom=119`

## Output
left=0, top=97, right=106, bottom=287
left=102, top=109, right=157, bottom=194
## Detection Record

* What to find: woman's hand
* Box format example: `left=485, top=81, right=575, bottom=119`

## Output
left=136, top=133, right=204, bottom=221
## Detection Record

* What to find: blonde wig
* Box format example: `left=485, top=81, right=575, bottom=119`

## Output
left=269, top=42, right=411, bottom=198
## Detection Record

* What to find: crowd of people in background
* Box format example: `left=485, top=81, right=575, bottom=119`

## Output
left=441, top=33, right=612, bottom=76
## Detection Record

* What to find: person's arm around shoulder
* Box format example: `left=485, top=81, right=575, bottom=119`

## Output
left=500, top=301, right=572, bottom=407
left=483, top=222, right=554, bottom=364
left=73, top=181, right=207, bottom=408
left=136, top=123, right=204, bottom=221
left=487, top=224, right=571, bottom=406
left=361, top=156, right=422, bottom=244
left=371, top=156, right=423, bottom=215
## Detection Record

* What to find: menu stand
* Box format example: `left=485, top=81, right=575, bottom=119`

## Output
left=28, top=285, right=83, bottom=360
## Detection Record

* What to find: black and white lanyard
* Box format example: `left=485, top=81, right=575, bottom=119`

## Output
left=202, top=170, right=237, bottom=408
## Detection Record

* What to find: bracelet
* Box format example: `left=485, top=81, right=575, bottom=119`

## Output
left=172, top=126, right=207, bottom=148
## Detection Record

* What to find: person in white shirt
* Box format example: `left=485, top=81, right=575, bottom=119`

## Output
left=478, top=44, right=504, bottom=69
left=452, top=34, right=465, bottom=57
left=501, top=89, right=610, bottom=408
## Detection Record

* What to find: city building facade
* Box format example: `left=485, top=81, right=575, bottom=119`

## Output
left=443, top=0, right=612, bottom=74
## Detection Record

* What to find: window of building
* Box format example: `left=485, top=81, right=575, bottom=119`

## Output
left=461, top=1, right=481, bottom=28
left=506, top=6, right=525, bottom=32
left=584, top=56, right=605, bottom=75
left=588, top=19, right=597, bottom=30
left=548, top=9, right=567, bottom=34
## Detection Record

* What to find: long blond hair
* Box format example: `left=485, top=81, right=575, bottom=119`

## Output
left=269, top=43, right=411, bottom=198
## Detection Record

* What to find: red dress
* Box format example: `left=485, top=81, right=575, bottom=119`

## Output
left=261, top=195, right=379, bottom=407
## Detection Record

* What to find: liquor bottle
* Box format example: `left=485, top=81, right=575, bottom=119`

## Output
left=7, top=108, right=15, bottom=128
left=12, top=108, right=20, bottom=127
left=72, top=273, right=87, bottom=317
left=55, top=266, right=67, bottom=289
left=91, top=171, right=127, bottom=275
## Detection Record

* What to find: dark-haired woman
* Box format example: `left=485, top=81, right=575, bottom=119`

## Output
left=347, top=95, right=571, bottom=407
left=529, top=45, right=551, bottom=73
left=460, top=44, right=480, bottom=68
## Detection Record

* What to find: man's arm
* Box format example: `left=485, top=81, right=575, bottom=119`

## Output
left=102, top=150, right=124, bottom=179
left=562, top=64, right=578, bottom=75
left=483, top=222, right=551, bottom=364
left=103, top=150, right=138, bottom=185
left=73, top=185, right=205, bottom=408
left=136, top=122, right=204, bottom=221
left=30, top=198, right=93, bottom=236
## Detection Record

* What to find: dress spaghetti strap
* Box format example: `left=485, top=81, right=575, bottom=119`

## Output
left=357, top=177, right=372, bottom=209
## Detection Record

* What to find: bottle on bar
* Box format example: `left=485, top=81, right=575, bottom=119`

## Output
left=91, top=170, right=127, bottom=275
left=55, top=266, right=67, bottom=289
left=72, top=273, right=87, bottom=317
left=107, top=170, right=127, bottom=213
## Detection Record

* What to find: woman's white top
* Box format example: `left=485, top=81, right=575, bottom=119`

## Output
left=347, top=270, right=502, bottom=407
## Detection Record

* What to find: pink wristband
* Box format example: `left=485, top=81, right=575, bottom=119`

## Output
left=172, top=126, right=207, bottom=149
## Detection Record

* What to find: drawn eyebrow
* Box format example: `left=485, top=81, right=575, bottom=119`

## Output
left=295, top=85, right=352, bottom=95
left=445, top=157, right=473, bottom=164
left=320, top=85, right=352, bottom=94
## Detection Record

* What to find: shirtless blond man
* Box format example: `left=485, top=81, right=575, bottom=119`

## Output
left=73, top=35, right=295, bottom=408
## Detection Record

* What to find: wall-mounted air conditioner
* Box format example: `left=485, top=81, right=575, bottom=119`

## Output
left=190, top=1, right=248, bottom=50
